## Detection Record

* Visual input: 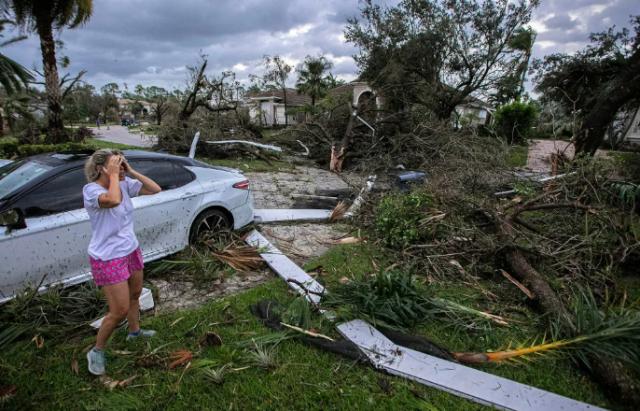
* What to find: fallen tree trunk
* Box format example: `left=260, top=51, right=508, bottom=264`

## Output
left=496, top=208, right=640, bottom=407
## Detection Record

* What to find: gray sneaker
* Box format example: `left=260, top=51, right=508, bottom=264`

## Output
left=87, top=348, right=106, bottom=375
left=126, top=329, right=157, bottom=341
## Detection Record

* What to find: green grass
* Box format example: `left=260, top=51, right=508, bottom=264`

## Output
left=0, top=242, right=613, bottom=410
left=197, top=156, right=294, bottom=173
left=505, top=144, right=529, bottom=168
left=86, top=138, right=147, bottom=151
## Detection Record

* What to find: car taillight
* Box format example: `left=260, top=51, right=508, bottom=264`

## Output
left=232, top=180, right=250, bottom=190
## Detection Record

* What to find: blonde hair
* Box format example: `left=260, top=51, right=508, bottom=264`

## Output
left=84, top=149, right=123, bottom=182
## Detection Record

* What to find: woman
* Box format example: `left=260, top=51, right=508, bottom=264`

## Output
left=83, top=149, right=161, bottom=376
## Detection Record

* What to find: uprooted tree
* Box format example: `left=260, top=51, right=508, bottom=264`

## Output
left=345, top=0, right=538, bottom=119
left=534, top=16, right=640, bottom=155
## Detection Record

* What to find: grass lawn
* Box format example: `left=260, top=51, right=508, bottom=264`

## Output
left=86, top=138, right=146, bottom=151
left=0, top=242, right=613, bottom=410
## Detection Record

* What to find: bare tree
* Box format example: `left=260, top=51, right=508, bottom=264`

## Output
left=263, top=55, right=292, bottom=126
left=178, top=57, right=238, bottom=129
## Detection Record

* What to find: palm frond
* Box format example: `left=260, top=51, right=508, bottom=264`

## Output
left=453, top=289, right=640, bottom=369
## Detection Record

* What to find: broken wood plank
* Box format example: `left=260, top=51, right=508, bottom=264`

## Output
left=337, top=319, right=604, bottom=411
left=253, top=209, right=332, bottom=223
left=245, top=230, right=324, bottom=304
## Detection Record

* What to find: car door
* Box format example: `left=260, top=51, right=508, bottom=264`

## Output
left=126, top=159, right=203, bottom=260
left=0, top=167, right=90, bottom=301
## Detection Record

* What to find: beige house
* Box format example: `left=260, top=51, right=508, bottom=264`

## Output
left=117, top=98, right=153, bottom=120
left=622, top=106, right=640, bottom=145
left=246, top=88, right=311, bottom=126
left=454, top=96, right=493, bottom=127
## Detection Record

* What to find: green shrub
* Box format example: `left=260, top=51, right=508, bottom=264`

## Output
left=0, top=140, right=19, bottom=158
left=493, top=101, right=538, bottom=144
left=16, top=142, right=95, bottom=157
left=375, top=191, right=436, bottom=249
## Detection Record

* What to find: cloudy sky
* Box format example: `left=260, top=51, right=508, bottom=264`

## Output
left=3, top=0, right=637, bottom=92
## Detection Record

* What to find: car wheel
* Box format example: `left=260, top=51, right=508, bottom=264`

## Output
left=189, top=208, right=232, bottom=245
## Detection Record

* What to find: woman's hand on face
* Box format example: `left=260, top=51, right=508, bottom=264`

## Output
left=102, top=155, right=122, bottom=177
left=121, top=156, right=133, bottom=174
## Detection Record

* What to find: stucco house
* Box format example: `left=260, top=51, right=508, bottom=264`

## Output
left=621, top=106, right=640, bottom=145
left=454, top=96, right=494, bottom=127
left=246, top=88, right=311, bottom=126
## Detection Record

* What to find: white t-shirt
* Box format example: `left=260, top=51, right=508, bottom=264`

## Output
left=83, top=177, right=143, bottom=261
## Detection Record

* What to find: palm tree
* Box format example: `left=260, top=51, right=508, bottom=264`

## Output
left=3, top=0, right=92, bottom=143
left=0, top=19, right=33, bottom=135
left=295, top=55, right=333, bottom=106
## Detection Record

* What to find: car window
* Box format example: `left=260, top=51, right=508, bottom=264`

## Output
left=13, top=167, right=86, bottom=217
left=128, top=160, right=194, bottom=190
left=0, top=160, right=54, bottom=199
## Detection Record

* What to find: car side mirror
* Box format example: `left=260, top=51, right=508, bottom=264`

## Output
left=0, top=208, right=26, bottom=231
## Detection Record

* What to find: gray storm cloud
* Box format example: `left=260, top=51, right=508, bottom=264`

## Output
left=2, top=0, right=636, bottom=89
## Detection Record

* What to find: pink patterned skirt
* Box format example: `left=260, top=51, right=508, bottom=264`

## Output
left=89, top=247, right=144, bottom=286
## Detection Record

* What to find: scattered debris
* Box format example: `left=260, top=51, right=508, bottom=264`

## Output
left=245, top=230, right=325, bottom=305
left=205, top=139, right=283, bottom=153
left=99, top=375, right=138, bottom=391
left=296, top=140, right=310, bottom=156
left=199, top=331, right=223, bottom=348
left=168, top=350, right=193, bottom=369
left=291, top=193, right=339, bottom=209
left=280, top=322, right=335, bottom=342
left=71, top=356, right=79, bottom=375
left=31, top=335, right=44, bottom=349
left=344, top=175, right=376, bottom=218
left=329, top=201, right=349, bottom=222
left=90, top=288, right=154, bottom=329
left=499, top=269, right=534, bottom=299
left=210, top=244, right=264, bottom=271
left=338, top=319, right=603, bottom=411
left=328, top=236, right=364, bottom=245
left=0, top=385, right=17, bottom=402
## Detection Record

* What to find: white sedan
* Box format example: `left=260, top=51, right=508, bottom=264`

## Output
left=0, top=150, right=254, bottom=303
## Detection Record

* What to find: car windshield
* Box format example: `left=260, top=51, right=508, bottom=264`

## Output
left=0, top=160, right=53, bottom=199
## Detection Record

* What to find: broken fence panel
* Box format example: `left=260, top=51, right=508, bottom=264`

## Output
left=253, top=209, right=332, bottom=224
left=337, top=319, right=604, bottom=411
left=245, top=230, right=324, bottom=305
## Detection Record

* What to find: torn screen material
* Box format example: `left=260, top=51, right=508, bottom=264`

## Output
left=245, top=230, right=324, bottom=305
left=253, top=209, right=332, bottom=224
left=338, top=319, right=605, bottom=411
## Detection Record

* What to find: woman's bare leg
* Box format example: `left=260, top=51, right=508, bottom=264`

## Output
left=96, top=281, right=130, bottom=349
left=126, top=270, right=143, bottom=333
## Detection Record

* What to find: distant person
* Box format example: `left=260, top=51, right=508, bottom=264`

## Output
left=96, top=117, right=100, bottom=129
left=83, top=149, right=162, bottom=376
